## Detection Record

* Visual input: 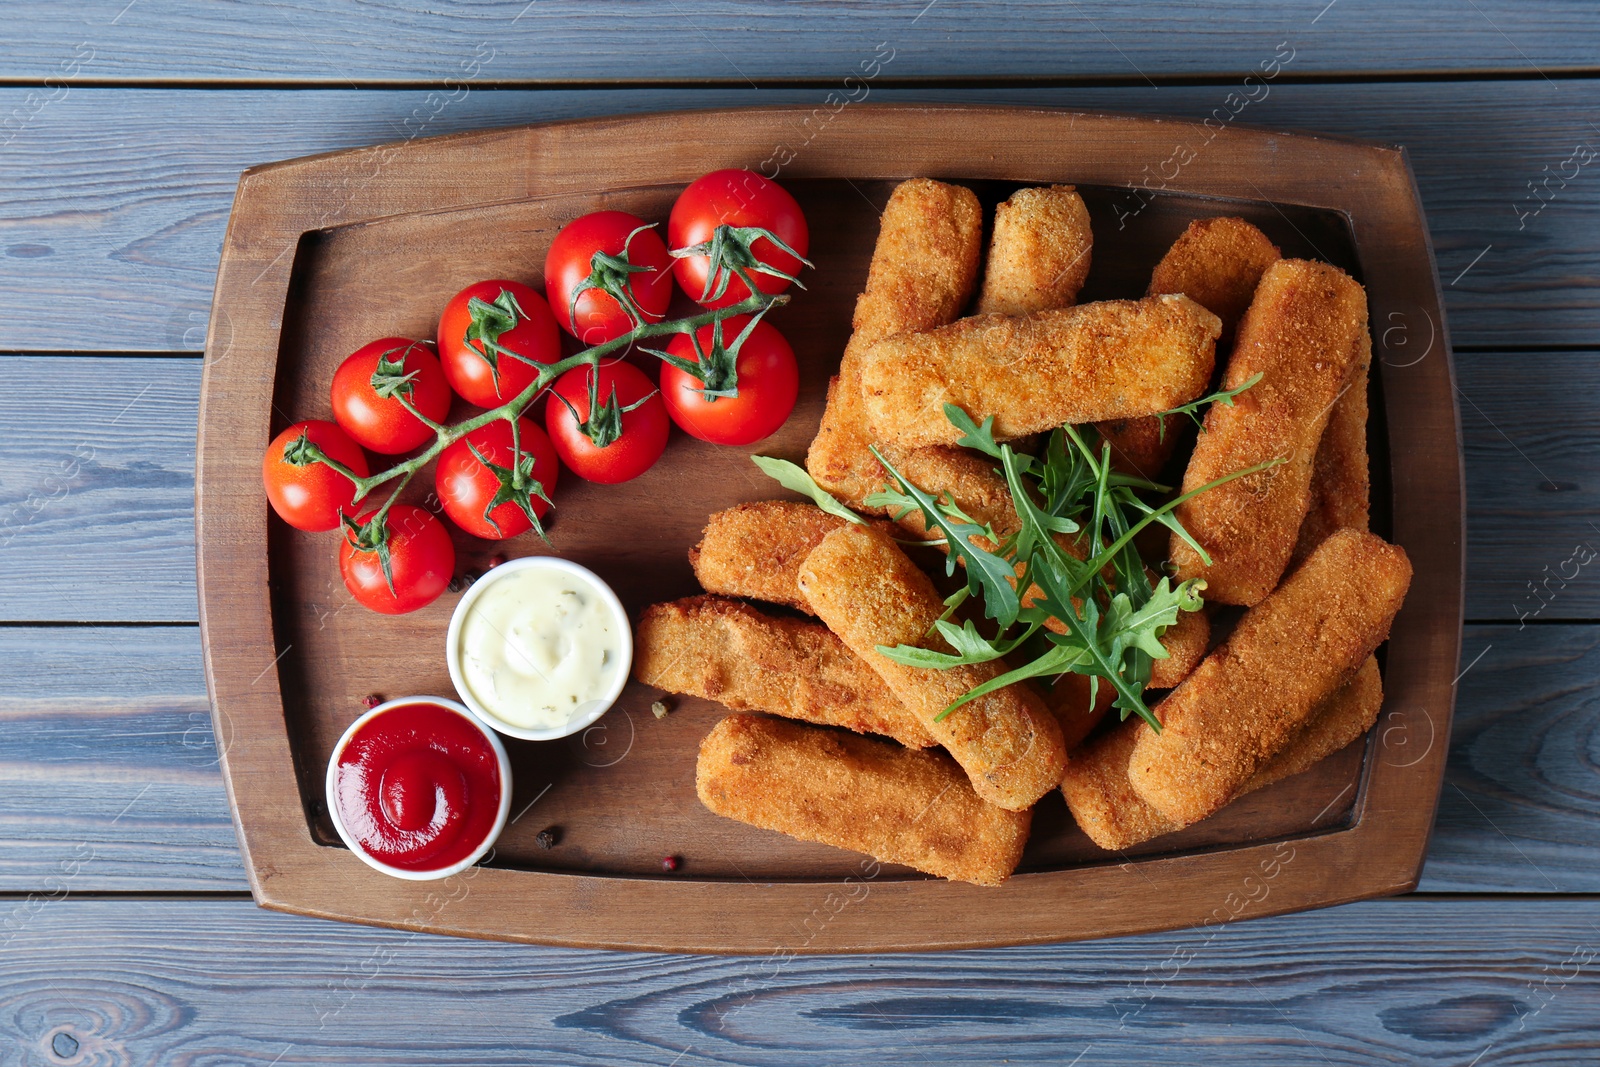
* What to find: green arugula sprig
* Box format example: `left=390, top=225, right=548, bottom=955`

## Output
left=850, top=384, right=1280, bottom=730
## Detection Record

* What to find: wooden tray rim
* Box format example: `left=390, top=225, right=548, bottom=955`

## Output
left=197, top=103, right=1464, bottom=954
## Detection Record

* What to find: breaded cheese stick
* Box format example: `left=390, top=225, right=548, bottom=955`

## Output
left=1063, top=656, right=1382, bottom=850
left=1148, top=607, right=1210, bottom=690
left=1040, top=672, right=1116, bottom=752
left=978, top=185, right=1093, bottom=316
left=635, top=595, right=937, bottom=749
left=881, top=445, right=1021, bottom=544
left=689, top=500, right=880, bottom=614
left=1099, top=217, right=1282, bottom=478
left=806, top=179, right=982, bottom=506
left=1129, top=528, right=1410, bottom=824
left=696, top=714, right=1031, bottom=886
left=1241, top=655, right=1382, bottom=792
left=797, top=524, right=1066, bottom=811
left=1148, top=217, right=1282, bottom=343
left=860, top=295, right=1221, bottom=449
left=1169, top=259, right=1371, bottom=606
left=1293, top=333, right=1372, bottom=562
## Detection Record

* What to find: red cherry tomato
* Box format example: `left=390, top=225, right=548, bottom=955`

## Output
left=544, top=211, right=674, bottom=346
left=435, top=418, right=561, bottom=540
left=330, top=338, right=453, bottom=454
left=660, top=316, right=799, bottom=445
left=436, top=280, right=562, bottom=408
left=544, top=361, right=669, bottom=484
left=339, top=504, right=455, bottom=615
left=262, top=420, right=370, bottom=532
left=668, top=169, right=810, bottom=310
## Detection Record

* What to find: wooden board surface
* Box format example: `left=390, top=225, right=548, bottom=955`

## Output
left=4, top=81, right=1600, bottom=351
left=195, top=105, right=1458, bottom=950
left=9, top=344, right=1585, bottom=625
left=5, top=897, right=1599, bottom=1065
left=6, top=0, right=1596, bottom=83
left=4, top=620, right=1596, bottom=894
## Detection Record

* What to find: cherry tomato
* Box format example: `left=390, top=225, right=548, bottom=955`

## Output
left=262, top=420, right=370, bottom=532
left=436, top=279, right=562, bottom=408
left=668, top=169, right=810, bottom=310
left=339, top=504, right=455, bottom=615
left=660, top=315, right=799, bottom=445
left=435, top=418, right=560, bottom=540
left=544, top=211, right=674, bottom=346
left=330, top=337, right=453, bottom=454
left=544, top=361, right=669, bottom=484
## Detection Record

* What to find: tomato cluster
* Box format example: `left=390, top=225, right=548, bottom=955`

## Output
left=261, top=169, right=809, bottom=615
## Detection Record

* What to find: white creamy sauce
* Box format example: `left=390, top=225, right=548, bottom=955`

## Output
left=457, top=567, right=623, bottom=731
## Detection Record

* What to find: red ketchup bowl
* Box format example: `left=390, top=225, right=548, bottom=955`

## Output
left=325, top=697, right=511, bottom=880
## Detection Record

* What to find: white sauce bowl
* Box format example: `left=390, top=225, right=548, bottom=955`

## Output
left=445, top=556, right=634, bottom=742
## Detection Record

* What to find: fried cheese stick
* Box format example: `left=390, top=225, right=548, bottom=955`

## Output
left=689, top=500, right=879, bottom=614
left=1148, top=606, right=1210, bottom=690
left=859, top=295, right=1221, bottom=449
left=696, top=714, right=1031, bottom=886
left=635, top=595, right=938, bottom=749
left=1062, top=656, right=1382, bottom=850
left=1292, top=335, right=1372, bottom=562
left=797, top=524, right=1066, bottom=810
left=977, top=185, right=1093, bottom=316
left=806, top=179, right=982, bottom=506
left=1128, top=528, right=1410, bottom=824
left=1149, top=217, right=1283, bottom=343
left=1100, top=217, right=1283, bottom=479
left=1168, top=259, right=1371, bottom=606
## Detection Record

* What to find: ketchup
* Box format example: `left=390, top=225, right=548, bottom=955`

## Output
left=332, top=701, right=502, bottom=872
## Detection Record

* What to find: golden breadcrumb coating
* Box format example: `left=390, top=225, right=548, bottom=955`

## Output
left=797, top=524, right=1066, bottom=811
left=859, top=295, right=1221, bottom=449
left=1149, top=607, right=1210, bottom=690
left=1096, top=217, right=1278, bottom=479
left=689, top=500, right=886, bottom=614
left=977, top=185, right=1093, bottom=316
left=1128, top=528, right=1410, bottom=825
left=696, top=714, right=1031, bottom=886
left=1148, top=216, right=1283, bottom=342
left=1063, top=656, right=1382, bottom=850
left=1169, top=259, right=1371, bottom=606
left=1293, top=331, right=1372, bottom=563
left=806, top=179, right=982, bottom=506
left=635, top=595, right=937, bottom=749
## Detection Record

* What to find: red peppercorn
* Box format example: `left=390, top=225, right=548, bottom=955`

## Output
left=362, top=693, right=383, bottom=709
left=488, top=553, right=507, bottom=569
left=660, top=855, right=681, bottom=873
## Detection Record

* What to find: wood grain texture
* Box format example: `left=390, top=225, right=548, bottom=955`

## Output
left=192, top=105, right=1456, bottom=949
left=0, top=620, right=1592, bottom=893
left=3, top=346, right=1589, bottom=625
left=3, top=897, right=1600, bottom=1065
left=4, top=0, right=1595, bottom=82
left=0, top=626, right=244, bottom=891
left=0, top=355, right=197, bottom=623
left=2, top=81, right=1600, bottom=351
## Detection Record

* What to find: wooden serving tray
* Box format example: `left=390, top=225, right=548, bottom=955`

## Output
left=198, top=105, right=1462, bottom=953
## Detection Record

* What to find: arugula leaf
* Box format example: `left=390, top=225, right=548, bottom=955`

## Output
left=872, top=445, right=1022, bottom=629
left=750, top=456, right=869, bottom=526
left=1157, top=372, right=1265, bottom=435
left=942, top=403, right=1004, bottom=458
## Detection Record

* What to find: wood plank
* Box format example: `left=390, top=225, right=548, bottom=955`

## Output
left=0, top=355, right=197, bottom=623
left=1460, top=350, right=1600, bottom=621
left=1, top=81, right=1599, bottom=351
left=4, top=346, right=1594, bottom=624
left=0, top=626, right=243, bottom=891
left=3, top=897, right=1598, bottom=1064
left=1, top=619, right=1595, bottom=894
left=4, top=0, right=1595, bottom=83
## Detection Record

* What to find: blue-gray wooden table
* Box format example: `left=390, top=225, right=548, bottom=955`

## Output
left=4, top=2, right=1599, bottom=1063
